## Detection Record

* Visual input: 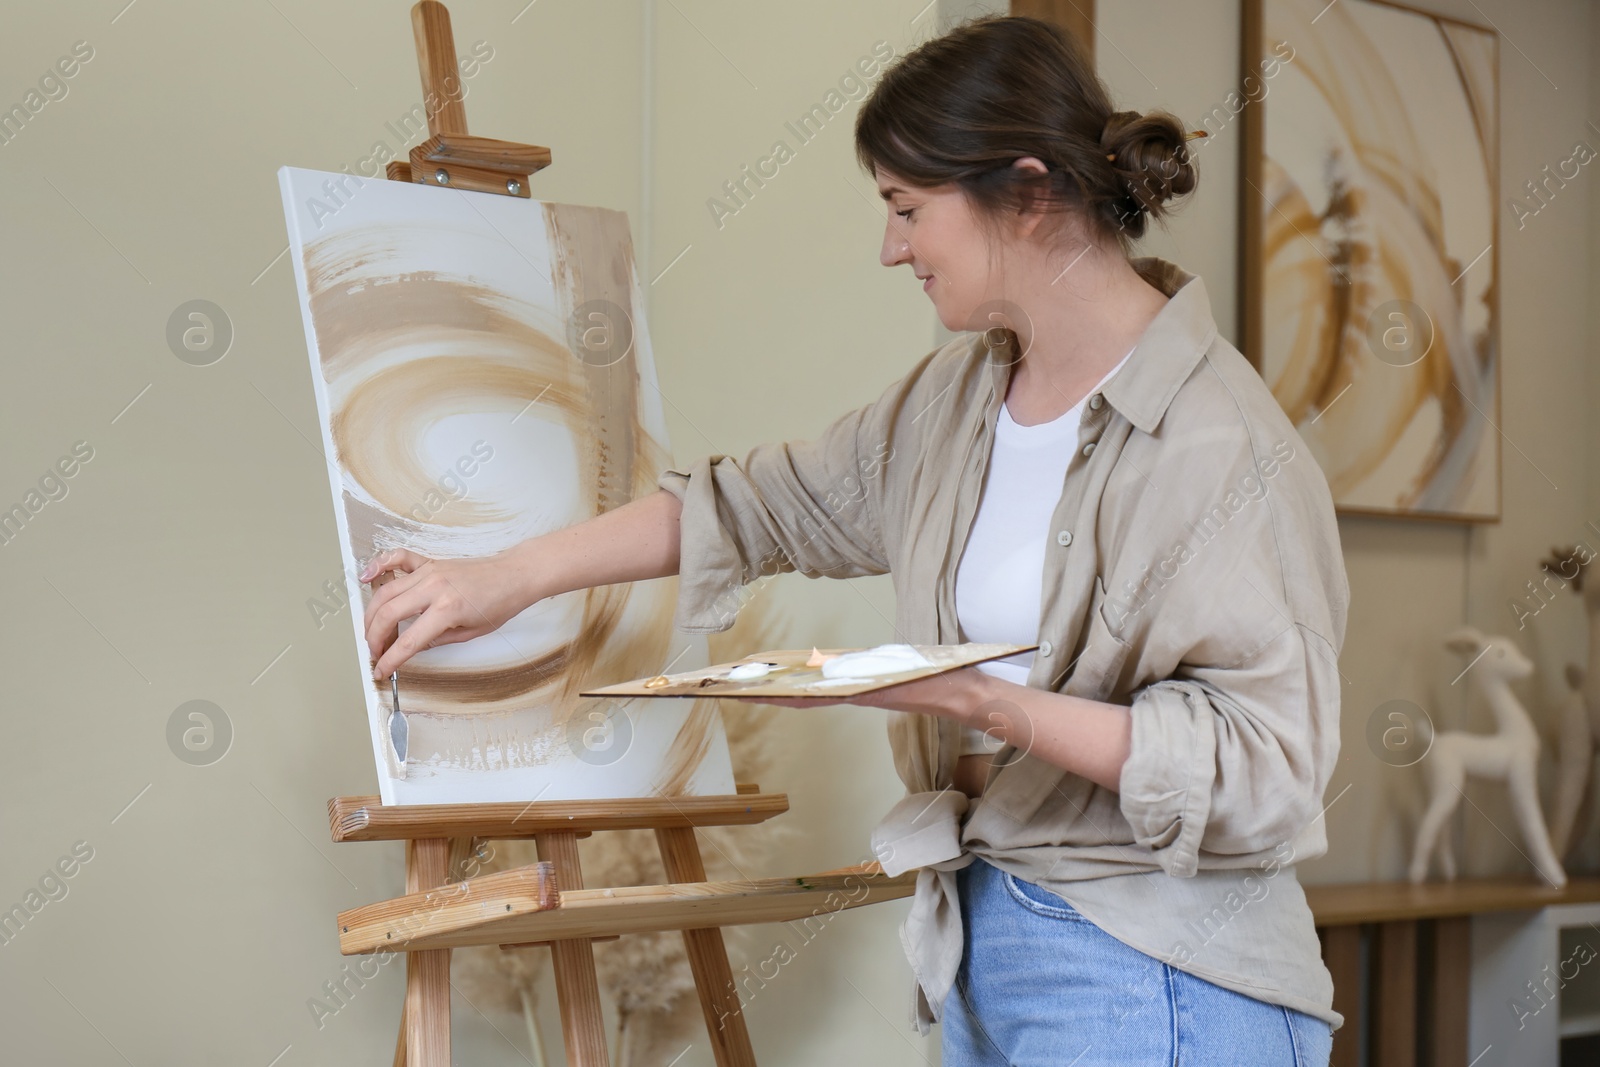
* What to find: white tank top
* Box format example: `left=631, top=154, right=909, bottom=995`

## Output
left=954, top=348, right=1133, bottom=757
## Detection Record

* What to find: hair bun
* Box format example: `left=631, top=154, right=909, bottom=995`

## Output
left=1099, top=110, right=1143, bottom=157
left=1098, top=107, right=1199, bottom=235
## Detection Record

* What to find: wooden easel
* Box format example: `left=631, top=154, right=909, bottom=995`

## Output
left=327, top=6, right=919, bottom=1065
left=330, top=790, right=915, bottom=1066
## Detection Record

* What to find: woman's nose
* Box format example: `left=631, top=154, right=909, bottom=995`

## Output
left=881, top=223, right=910, bottom=268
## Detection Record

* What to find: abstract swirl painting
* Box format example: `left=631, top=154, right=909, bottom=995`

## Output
left=278, top=167, right=735, bottom=804
left=1242, top=0, right=1500, bottom=520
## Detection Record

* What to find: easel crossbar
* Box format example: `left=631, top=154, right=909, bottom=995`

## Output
left=339, top=863, right=916, bottom=955
left=328, top=787, right=784, bottom=842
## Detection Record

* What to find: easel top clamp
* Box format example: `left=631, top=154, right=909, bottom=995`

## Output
left=328, top=7, right=918, bottom=1067
left=388, top=0, right=550, bottom=196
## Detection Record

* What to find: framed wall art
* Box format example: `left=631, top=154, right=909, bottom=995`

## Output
left=1240, top=0, right=1500, bottom=521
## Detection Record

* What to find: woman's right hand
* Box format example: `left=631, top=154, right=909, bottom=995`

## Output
left=358, top=491, right=683, bottom=681
left=361, top=547, right=542, bottom=681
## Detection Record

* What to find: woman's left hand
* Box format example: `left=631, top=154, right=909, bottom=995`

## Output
left=721, top=665, right=987, bottom=721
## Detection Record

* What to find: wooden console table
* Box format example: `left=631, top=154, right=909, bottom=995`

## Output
left=1307, top=877, right=1600, bottom=1067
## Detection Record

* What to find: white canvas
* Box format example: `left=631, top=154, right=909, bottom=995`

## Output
left=277, top=166, right=736, bottom=805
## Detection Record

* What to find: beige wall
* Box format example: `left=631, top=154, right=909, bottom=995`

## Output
left=1, top=0, right=1597, bottom=1064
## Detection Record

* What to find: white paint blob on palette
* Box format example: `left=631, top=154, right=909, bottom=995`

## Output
left=277, top=166, right=736, bottom=805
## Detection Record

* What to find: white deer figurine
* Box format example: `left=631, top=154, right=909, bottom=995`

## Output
left=1409, top=626, right=1567, bottom=888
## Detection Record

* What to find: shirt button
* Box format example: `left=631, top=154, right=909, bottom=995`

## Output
left=1056, top=529, right=1073, bottom=546
left=1038, top=640, right=1054, bottom=657
left=1082, top=441, right=1097, bottom=457
left=1088, top=394, right=1103, bottom=411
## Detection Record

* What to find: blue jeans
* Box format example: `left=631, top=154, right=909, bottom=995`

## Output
left=943, top=858, right=1335, bottom=1066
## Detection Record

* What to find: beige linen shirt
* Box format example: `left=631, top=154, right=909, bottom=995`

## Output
left=656, top=258, right=1348, bottom=1035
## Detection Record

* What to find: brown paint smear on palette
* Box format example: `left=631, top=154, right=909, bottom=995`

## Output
left=301, top=204, right=714, bottom=790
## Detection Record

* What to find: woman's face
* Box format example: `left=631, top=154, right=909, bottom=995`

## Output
left=876, top=166, right=997, bottom=334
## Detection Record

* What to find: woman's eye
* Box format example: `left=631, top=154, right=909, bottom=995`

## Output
left=896, top=208, right=914, bottom=220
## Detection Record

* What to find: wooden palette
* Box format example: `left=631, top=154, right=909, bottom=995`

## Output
left=579, top=642, right=1037, bottom=700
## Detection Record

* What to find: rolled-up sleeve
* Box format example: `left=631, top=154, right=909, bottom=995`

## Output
left=1118, top=615, right=1343, bottom=878
left=656, top=393, right=898, bottom=634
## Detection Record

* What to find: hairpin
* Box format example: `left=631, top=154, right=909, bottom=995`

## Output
left=1106, top=129, right=1208, bottom=163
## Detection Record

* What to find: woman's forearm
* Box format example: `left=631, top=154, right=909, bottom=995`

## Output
left=959, top=672, right=1132, bottom=792
left=928, top=675, right=1139, bottom=793
left=842, top=668, right=1132, bottom=792
left=501, top=488, right=684, bottom=604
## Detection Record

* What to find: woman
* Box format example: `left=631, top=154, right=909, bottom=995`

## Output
left=362, top=16, right=1346, bottom=1066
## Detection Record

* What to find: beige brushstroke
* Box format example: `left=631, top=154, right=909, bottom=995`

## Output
left=335, top=353, right=588, bottom=527
left=541, top=203, right=715, bottom=782
left=650, top=696, right=720, bottom=797
left=1440, top=23, right=1498, bottom=186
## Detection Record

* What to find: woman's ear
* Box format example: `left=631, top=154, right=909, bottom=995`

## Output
left=1010, top=156, right=1054, bottom=238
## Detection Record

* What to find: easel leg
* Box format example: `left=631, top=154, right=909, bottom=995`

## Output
left=536, top=831, right=611, bottom=1067
left=655, top=827, right=758, bottom=1067
left=404, top=838, right=452, bottom=1067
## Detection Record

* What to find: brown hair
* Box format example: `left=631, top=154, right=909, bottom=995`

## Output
left=854, top=15, right=1197, bottom=250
